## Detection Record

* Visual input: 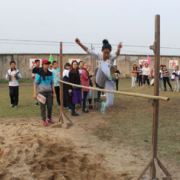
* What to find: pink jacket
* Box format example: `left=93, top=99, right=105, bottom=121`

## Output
left=81, top=69, right=89, bottom=92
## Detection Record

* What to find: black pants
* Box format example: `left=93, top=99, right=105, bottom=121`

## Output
left=163, top=77, right=172, bottom=90
left=136, top=73, right=139, bottom=83
left=39, top=92, right=52, bottom=122
left=83, top=91, right=88, bottom=110
left=55, top=86, right=60, bottom=106
left=9, top=86, right=19, bottom=106
left=143, top=75, right=150, bottom=85
left=63, top=84, right=69, bottom=108
left=138, top=75, right=143, bottom=86
left=115, top=79, right=119, bottom=91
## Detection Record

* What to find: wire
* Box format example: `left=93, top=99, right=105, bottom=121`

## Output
left=0, top=38, right=180, bottom=50
left=0, top=42, right=59, bottom=46
left=0, top=39, right=59, bottom=44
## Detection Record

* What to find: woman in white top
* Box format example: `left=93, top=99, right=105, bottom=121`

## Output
left=172, top=66, right=180, bottom=92
left=75, top=38, right=122, bottom=114
left=159, top=65, right=164, bottom=90
left=142, top=63, right=150, bottom=88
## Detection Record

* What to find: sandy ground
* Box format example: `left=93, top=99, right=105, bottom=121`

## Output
left=0, top=112, right=180, bottom=180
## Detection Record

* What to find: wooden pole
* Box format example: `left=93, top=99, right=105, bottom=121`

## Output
left=137, top=14, right=171, bottom=180
left=60, top=42, right=64, bottom=123
left=58, top=80, right=169, bottom=101
left=151, top=14, right=160, bottom=179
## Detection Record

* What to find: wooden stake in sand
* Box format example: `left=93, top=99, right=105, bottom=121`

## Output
left=51, top=42, right=73, bottom=128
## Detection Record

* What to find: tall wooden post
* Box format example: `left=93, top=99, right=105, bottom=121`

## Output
left=151, top=14, right=160, bottom=179
left=137, top=15, right=171, bottom=180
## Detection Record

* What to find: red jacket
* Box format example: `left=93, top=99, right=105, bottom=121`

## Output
left=81, top=69, right=89, bottom=92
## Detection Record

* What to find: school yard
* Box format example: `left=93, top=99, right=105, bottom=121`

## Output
left=0, top=80, right=180, bottom=180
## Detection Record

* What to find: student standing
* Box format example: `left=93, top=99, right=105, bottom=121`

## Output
left=131, top=64, right=138, bottom=87
left=51, top=61, right=60, bottom=106
left=75, top=38, right=122, bottom=114
left=114, top=65, right=121, bottom=91
left=63, top=63, right=71, bottom=109
left=33, top=59, right=56, bottom=126
left=142, top=63, right=150, bottom=88
left=162, top=65, right=173, bottom=91
left=32, top=59, right=41, bottom=106
left=159, top=65, right=164, bottom=90
left=172, top=66, right=180, bottom=92
left=138, top=65, right=143, bottom=87
left=69, top=60, right=81, bottom=116
left=81, top=63, right=90, bottom=113
left=87, top=65, right=94, bottom=109
left=6, top=61, right=22, bottom=108
left=78, top=61, right=84, bottom=75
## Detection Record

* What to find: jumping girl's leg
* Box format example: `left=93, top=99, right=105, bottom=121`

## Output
left=96, top=62, right=110, bottom=88
left=104, top=80, right=114, bottom=109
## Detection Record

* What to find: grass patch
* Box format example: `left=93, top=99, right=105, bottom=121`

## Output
left=0, top=85, right=60, bottom=118
left=0, top=78, right=33, bottom=84
left=95, top=80, right=180, bottom=164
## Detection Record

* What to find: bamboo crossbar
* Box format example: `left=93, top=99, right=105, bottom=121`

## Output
left=58, top=80, right=169, bottom=101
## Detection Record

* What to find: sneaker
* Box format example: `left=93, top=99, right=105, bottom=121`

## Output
left=48, top=119, right=55, bottom=124
left=71, top=112, right=79, bottom=116
left=82, top=109, right=89, bottom=113
left=11, top=104, right=14, bottom=108
left=43, top=121, right=48, bottom=126
left=101, top=102, right=106, bottom=114
left=14, top=106, right=18, bottom=108
left=35, top=103, right=39, bottom=106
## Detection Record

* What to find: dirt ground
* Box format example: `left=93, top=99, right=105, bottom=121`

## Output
left=0, top=111, right=180, bottom=180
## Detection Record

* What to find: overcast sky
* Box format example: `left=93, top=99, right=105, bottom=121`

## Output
left=0, top=0, right=180, bottom=55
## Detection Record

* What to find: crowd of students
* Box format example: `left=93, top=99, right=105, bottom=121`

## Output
left=131, top=63, right=180, bottom=92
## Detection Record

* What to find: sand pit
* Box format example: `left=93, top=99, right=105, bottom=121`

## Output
left=0, top=119, right=129, bottom=180
left=0, top=117, right=179, bottom=180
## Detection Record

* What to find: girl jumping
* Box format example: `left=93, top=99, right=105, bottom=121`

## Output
left=75, top=38, right=122, bottom=114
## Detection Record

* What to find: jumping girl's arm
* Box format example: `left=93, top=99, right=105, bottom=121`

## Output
left=75, top=38, right=99, bottom=59
left=110, top=42, right=122, bottom=61
left=75, top=38, right=88, bottom=52
left=115, top=42, right=122, bottom=56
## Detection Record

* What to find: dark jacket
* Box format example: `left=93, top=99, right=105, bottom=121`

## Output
left=69, top=70, right=81, bottom=90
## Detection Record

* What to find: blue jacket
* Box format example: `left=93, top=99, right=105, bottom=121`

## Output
left=34, top=69, right=54, bottom=92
